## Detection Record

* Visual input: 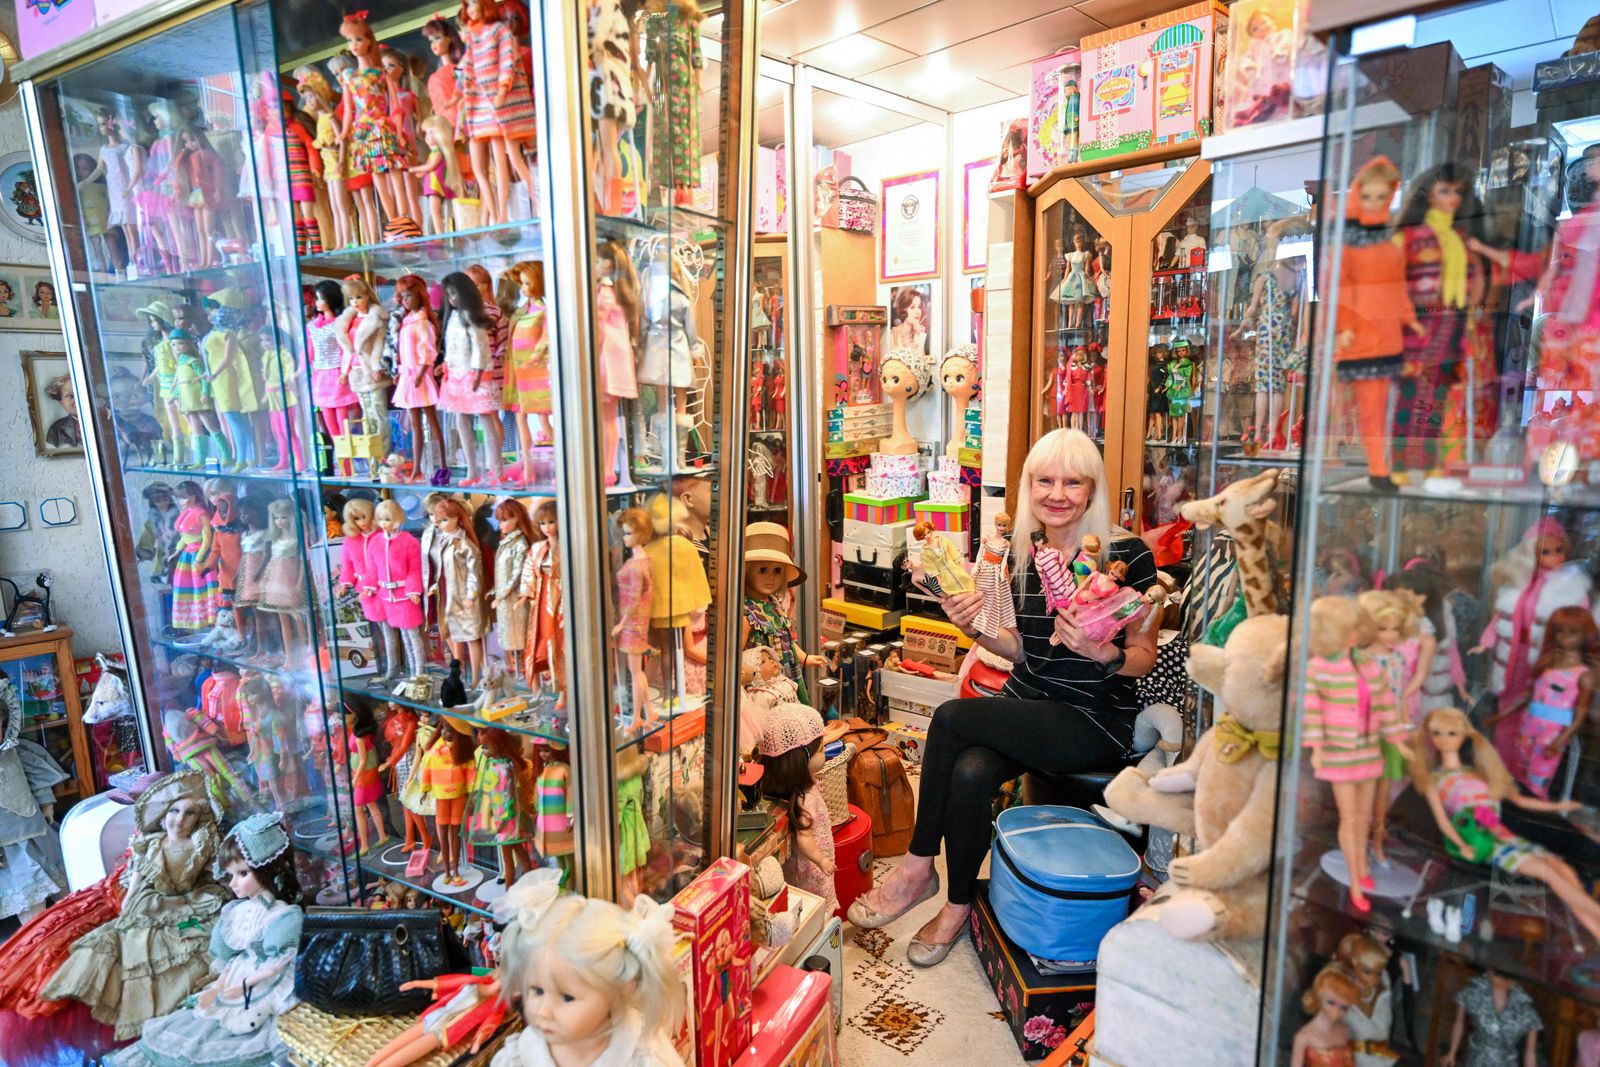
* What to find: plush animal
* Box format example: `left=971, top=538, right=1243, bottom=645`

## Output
left=439, top=658, right=468, bottom=708
left=1103, top=612, right=1286, bottom=941
left=1093, top=703, right=1183, bottom=834
left=1179, top=469, right=1283, bottom=631
left=83, top=654, right=133, bottom=723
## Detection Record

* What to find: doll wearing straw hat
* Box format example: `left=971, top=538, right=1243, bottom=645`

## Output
left=742, top=522, right=823, bottom=706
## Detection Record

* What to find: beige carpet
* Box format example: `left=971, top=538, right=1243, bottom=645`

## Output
left=836, top=776, right=1028, bottom=1067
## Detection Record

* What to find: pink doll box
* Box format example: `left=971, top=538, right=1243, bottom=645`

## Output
left=673, top=857, right=754, bottom=1067
left=1220, top=0, right=1304, bottom=132
left=913, top=501, right=970, bottom=532
left=731, top=966, right=835, bottom=1067
left=1080, top=0, right=1228, bottom=163
left=825, top=305, right=887, bottom=408
left=869, top=452, right=921, bottom=476
left=672, top=936, right=697, bottom=1067
left=1028, top=48, right=1082, bottom=181
left=844, top=494, right=919, bottom=524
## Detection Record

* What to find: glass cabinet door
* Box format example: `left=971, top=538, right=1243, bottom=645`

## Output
left=1036, top=198, right=1112, bottom=450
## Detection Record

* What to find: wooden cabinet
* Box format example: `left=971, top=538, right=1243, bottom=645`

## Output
left=0, top=627, right=95, bottom=804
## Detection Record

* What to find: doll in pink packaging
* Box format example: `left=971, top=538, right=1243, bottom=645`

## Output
left=368, top=499, right=426, bottom=682
left=457, top=0, right=539, bottom=226
left=439, top=271, right=505, bottom=486
left=614, top=508, right=657, bottom=720
left=596, top=239, right=641, bottom=485
left=337, top=274, right=393, bottom=461
left=391, top=274, right=445, bottom=482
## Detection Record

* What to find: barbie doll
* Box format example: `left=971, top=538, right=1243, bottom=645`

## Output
left=1235, top=223, right=1307, bottom=442
left=614, top=508, right=657, bottom=720
left=308, top=280, right=358, bottom=474
left=1291, top=967, right=1360, bottom=1067
left=419, top=716, right=477, bottom=888
left=369, top=499, right=426, bottom=681
left=1440, top=969, right=1542, bottom=1067
left=1066, top=346, right=1093, bottom=433
left=1485, top=605, right=1597, bottom=798
left=201, top=289, right=260, bottom=473
left=597, top=239, right=642, bottom=485
left=503, top=260, right=552, bottom=477
left=1330, top=933, right=1396, bottom=1067
left=168, top=480, right=218, bottom=633
left=439, top=271, right=505, bottom=486
left=232, top=496, right=269, bottom=658
left=391, top=274, right=445, bottom=482
left=170, top=129, right=227, bottom=270
left=1054, top=230, right=1093, bottom=329
left=408, top=115, right=462, bottom=234
left=517, top=499, right=565, bottom=706
left=141, top=101, right=182, bottom=273
left=879, top=345, right=934, bottom=455
left=421, top=17, right=464, bottom=126
left=260, top=312, right=305, bottom=471
left=1165, top=343, right=1197, bottom=445
left=257, top=498, right=310, bottom=667
left=940, top=344, right=979, bottom=457
left=1413, top=707, right=1600, bottom=942
left=426, top=497, right=488, bottom=685
left=588, top=0, right=637, bottom=216
left=335, top=498, right=389, bottom=676
left=298, top=69, right=356, bottom=250
left=337, top=274, right=392, bottom=461
left=467, top=727, right=534, bottom=887
left=644, top=494, right=711, bottom=708
left=337, top=13, right=410, bottom=227
left=466, top=264, right=510, bottom=402
left=641, top=0, right=706, bottom=205
left=379, top=703, right=435, bottom=852
left=83, top=115, right=139, bottom=274
left=1146, top=344, right=1169, bottom=441
left=1357, top=589, right=1430, bottom=862
left=913, top=520, right=974, bottom=598
left=279, top=93, right=323, bottom=256
left=347, top=703, right=391, bottom=855
left=238, top=674, right=295, bottom=811
left=458, top=0, right=539, bottom=225
left=380, top=46, right=426, bottom=229
left=638, top=248, right=700, bottom=468
left=490, top=499, right=535, bottom=676
left=1040, top=348, right=1070, bottom=432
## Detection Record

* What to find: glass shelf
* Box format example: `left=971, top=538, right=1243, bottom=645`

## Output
left=1320, top=474, right=1600, bottom=511
left=125, top=463, right=309, bottom=485
left=299, top=220, right=547, bottom=278
left=86, top=261, right=266, bottom=294
left=320, top=473, right=561, bottom=499
left=150, top=636, right=309, bottom=681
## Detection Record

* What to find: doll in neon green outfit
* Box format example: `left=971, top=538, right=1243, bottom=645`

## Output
left=169, top=328, right=232, bottom=468
left=202, top=288, right=260, bottom=473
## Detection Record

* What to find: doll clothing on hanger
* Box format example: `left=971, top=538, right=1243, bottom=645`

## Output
left=639, top=278, right=697, bottom=388
left=642, top=6, right=704, bottom=192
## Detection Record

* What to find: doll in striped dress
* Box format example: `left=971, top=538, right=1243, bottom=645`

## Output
left=1302, top=596, right=1410, bottom=914
left=458, top=0, right=539, bottom=227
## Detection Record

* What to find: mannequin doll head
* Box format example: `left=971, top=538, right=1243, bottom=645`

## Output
left=940, top=344, right=980, bottom=407
left=1348, top=156, right=1401, bottom=226
left=217, top=811, right=301, bottom=903
left=343, top=496, right=376, bottom=537
left=374, top=497, right=406, bottom=533
left=1355, top=589, right=1422, bottom=652
left=422, top=15, right=465, bottom=63
left=617, top=506, right=653, bottom=552
left=1308, top=595, right=1376, bottom=660
left=880, top=346, right=933, bottom=402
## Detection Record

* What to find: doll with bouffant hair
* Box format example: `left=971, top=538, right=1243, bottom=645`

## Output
left=613, top=508, right=656, bottom=720
left=1292, top=965, right=1361, bottom=1067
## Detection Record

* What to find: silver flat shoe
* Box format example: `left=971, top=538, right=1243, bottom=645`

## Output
left=907, top=923, right=968, bottom=968
left=846, top=871, right=941, bottom=930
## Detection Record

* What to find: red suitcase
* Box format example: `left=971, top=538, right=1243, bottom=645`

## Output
left=831, top=803, right=874, bottom=920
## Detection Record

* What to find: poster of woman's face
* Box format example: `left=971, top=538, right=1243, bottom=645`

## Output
left=888, top=282, right=932, bottom=356
left=0, top=264, right=64, bottom=330
left=21, top=352, right=82, bottom=457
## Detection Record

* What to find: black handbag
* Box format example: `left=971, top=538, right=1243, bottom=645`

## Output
left=294, top=907, right=469, bottom=1016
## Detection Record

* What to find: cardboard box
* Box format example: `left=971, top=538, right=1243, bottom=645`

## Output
left=1080, top=1, right=1227, bottom=163
left=1029, top=47, right=1083, bottom=180
left=884, top=719, right=930, bottom=766
left=673, top=936, right=698, bottom=1067
left=970, top=880, right=1097, bottom=1060
left=880, top=668, right=957, bottom=715
left=673, top=858, right=755, bottom=1067
left=731, top=966, right=835, bottom=1067
left=822, top=597, right=902, bottom=634
left=898, top=616, right=971, bottom=673
left=844, top=494, right=920, bottom=524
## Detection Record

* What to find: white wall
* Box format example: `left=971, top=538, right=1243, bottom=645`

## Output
left=0, top=23, right=125, bottom=658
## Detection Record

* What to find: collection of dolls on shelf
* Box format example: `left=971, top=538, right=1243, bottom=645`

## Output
left=1224, top=213, right=1313, bottom=457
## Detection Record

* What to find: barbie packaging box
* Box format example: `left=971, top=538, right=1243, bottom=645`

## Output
left=1080, top=0, right=1228, bottom=163
left=673, top=857, right=754, bottom=1067
left=1029, top=48, right=1082, bottom=180
left=732, top=966, right=835, bottom=1067
left=16, top=0, right=94, bottom=60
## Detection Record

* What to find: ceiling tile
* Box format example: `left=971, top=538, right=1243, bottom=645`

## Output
left=758, top=0, right=933, bottom=59
left=983, top=60, right=1035, bottom=95
left=757, top=78, right=787, bottom=108
left=793, top=33, right=917, bottom=78
left=1551, top=0, right=1600, bottom=38
left=758, top=103, right=787, bottom=146
left=1414, top=0, right=1556, bottom=58
left=1072, top=0, right=1183, bottom=31
left=857, top=7, right=1101, bottom=96
left=918, top=79, right=1017, bottom=112
left=866, top=0, right=1068, bottom=54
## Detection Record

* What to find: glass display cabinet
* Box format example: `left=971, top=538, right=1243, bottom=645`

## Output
left=20, top=0, right=755, bottom=911
left=1261, top=14, right=1600, bottom=1064
left=748, top=233, right=792, bottom=530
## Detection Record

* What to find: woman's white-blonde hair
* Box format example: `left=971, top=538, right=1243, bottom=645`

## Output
left=1010, top=428, right=1114, bottom=589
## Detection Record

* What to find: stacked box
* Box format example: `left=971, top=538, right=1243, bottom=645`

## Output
left=821, top=596, right=901, bottom=635
left=884, top=719, right=930, bottom=766
left=963, top=406, right=982, bottom=450
left=844, top=494, right=917, bottom=524
left=826, top=403, right=892, bottom=460
left=898, top=615, right=972, bottom=672
left=1028, top=47, right=1083, bottom=180
left=862, top=451, right=926, bottom=499
left=843, top=517, right=914, bottom=549
left=673, top=858, right=754, bottom=1067
left=970, top=881, right=1097, bottom=1060
left=913, top=500, right=969, bottom=532
left=925, top=456, right=968, bottom=505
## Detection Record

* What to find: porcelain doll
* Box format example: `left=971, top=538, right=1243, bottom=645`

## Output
left=420, top=716, right=477, bottom=888
left=336, top=498, right=390, bottom=677
left=597, top=239, right=642, bottom=485
left=1291, top=966, right=1360, bottom=1067
left=1412, top=707, right=1600, bottom=942
left=938, top=344, right=979, bottom=458
left=517, top=499, right=565, bottom=706
left=1356, top=589, right=1430, bottom=862
left=439, top=271, right=505, bottom=486
left=1301, top=596, right=1408, bottom=914
left=912, top=520, right=973, bottom=598
left=491, top=499, right=535, bottom=676
left=168, top=480, right=218, bottom=633
left=380, top=704, right=435, bottom=852
left=614, top=508, right=657, bottom=720
left=456, top=0, right=539, bottom=225
left=337, top=275, right=393, bottom=461
left=1485, top=606, right=1597, bottom=799
left=427, top=497, right=489, bottom=685
left=347, top=703, right=391, bottom=855
left=105, top=812, right=304, bottom=1067
left=503, top=260, right=552, bottom=476
left=0, top=671, right=67, bottom=924
left=638, top=249, right=701, bottom=469
left=1055, top=231, right=1094, bottom=328
left=41, top=773, right=229, bottom=1040
left=338, top=13, right=411, bottom=227
left=588, top=0, right=638, bottom=216
left=878, top=344, right=934, bottom=456
left=200, top=289, right=259, bottom=473
left=488, top=870, right=685, bottom=1067
left=421, top=17, right=464, bottom=127
left=1440, top=969, right=1542, bottom=1067
left=408, top=115, right=462, bottom=234
left=387, top=275, right=443, bottom=482
left=297, top=70, right=356, bottom=250
left=369, top=499, right=427, bottom=682
left=467, top=727, right=535, bottom=887
left=742, top=521, right=820, bottom=704
left=257, top=498, right=310, bottom=667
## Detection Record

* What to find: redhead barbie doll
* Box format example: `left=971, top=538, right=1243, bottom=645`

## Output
left=502, top=260, right=552, bottom=477
left=517, top=499, right=566, bottom=707
left=337, top=14, right=411, bottom=227
left=614, top=508, right=657, bottom=720
left=439, top=272, right=505, bottom=486
left=421, top=17, right=464, bottom=127
left=457, top=0, right=539, bottom=226
left=597, top=239, right=642, bottom=484
left=1485, top=605, right=1597, bottom=799
left=426, top=497, right=489, bottom=685
left=419, top=717, right=478, bottom=888
left=408, top=115, right=463, bottom=235
left=379, top=703, right=434, bottom=853
left=391, top=274, right=446, bottom=481
left=337, top=274, right=392, bottom=461
left=490, top=499, right=535, bottom=676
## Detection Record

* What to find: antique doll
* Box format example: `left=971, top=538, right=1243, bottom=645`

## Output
left=596, top=238, right=642, bottom=485
left=457, top=0, right=539, bottom=226
left=645, top=494, right=712, bottom=706
left=1485, top=605, right=1597, bottom=799
left=1356, top=589, right=1430, bottom=862
left=337, top=13, right=410, bottom=227
left=420, top=716, right=478, bottom=888
left=1413, top=707, right=1600, bottom=943
left=491, top=499, right=535, bottom=676
left=517, top=499, right=565, bottom=706
left=1440, top=969, right=1542, bottom=1067
left=379, top=45, right=426, bottom=227
left=389, top=274, right=445, bottom=483
left=440, top=271, right=505, bottom=486
left=257, top=498, right=310, bottom=666
left=641, top=0, right=705, bottom=205
left=1301, top=596, right=1407, bottom=913
left=741, top=521, right=820, bottom=704
left=1040, top=347, right=1070, bottom=431
left=369, top=499, right=427, bottom=681
left=741, top=645, right=800, bottom=722
left=347, top=703, right=391, bottom=855
left=426, top=497, right=489, bottom=685
left=1331, top=932, right=1397, bottom=1067
left=420, top=16, right=464, bottom=127
left=614, top=508, right=657, bottom=720
left=408, top=115, right=462, bottom=235
left=913, top=520, right=974, bottom=597
left=1291, top=965, right=1360, bottom=1067
left=937, top=344, right=979, bottom=458
left=379, top=704, right=435, bottom=853
left=200, top=289, right=259, bottom=473
left=103, top=812, right=302, bottom=1067
left=297, top=69, right=357, bottom=250
left=168, top=480, right=218, bottom=633
left=41, top=773, right=230, bottom=1040
left=879, top=345, right=934, bottom=456
left=638, top=249, right=700, bottom=469
left=0, top=670, right=67, bottom=923
left=758, top=703, right=838, bottom=916
left=306, top=280, right=358, bottom=474
left=467, top=727, right=535, bottom=889
left=587, top=0, right=638, bottom=215
left=1054, top=230, right=1094, bottom=328
left=278, top=92, right=323, bottom=256
left=335, top=498, right=389, bottom=676
left=503, top=260, right=552, bottom=477
left=336, top=274, right=392, bottom=461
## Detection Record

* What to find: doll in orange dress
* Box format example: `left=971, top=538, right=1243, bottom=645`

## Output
left=1291, top=966, right=1360, bottom=1067
left=517, top=499, right=566, bottom=708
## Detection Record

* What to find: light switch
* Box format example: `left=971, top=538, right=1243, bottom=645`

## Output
left=38, top=497, right=77, bottom=527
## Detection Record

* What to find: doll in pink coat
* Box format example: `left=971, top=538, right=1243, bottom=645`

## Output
left=366, top=500, right=426, bottom=682
left=335, top=498, right=390, bottom=673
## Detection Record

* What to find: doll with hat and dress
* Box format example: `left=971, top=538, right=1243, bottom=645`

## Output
left=757, top=703, right=838, bottom=917
left=742, top=522, right=823, bottom=706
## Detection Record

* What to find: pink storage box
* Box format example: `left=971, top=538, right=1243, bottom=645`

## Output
left=731, top=966, right=836, bottom=1067
left=673, top=857, right=755, bottom=1067
left=913, top=501, right=969, bottom=532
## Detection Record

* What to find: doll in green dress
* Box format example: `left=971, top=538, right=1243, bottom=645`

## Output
left=169, top=329, right=232, bottom=468
left=467, top=727, right=534, bottom=888
left=1165, top=343, right=1197, bottom=445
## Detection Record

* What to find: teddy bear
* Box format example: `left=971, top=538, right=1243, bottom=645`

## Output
left=1102, top=612, right=1286, bottom=941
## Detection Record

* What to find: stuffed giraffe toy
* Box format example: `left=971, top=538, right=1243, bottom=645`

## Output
left=1179, top=468, right=1283, bottom=618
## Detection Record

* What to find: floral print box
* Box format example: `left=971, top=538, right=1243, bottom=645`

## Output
left=969, top=879, right=1095, bottom=1061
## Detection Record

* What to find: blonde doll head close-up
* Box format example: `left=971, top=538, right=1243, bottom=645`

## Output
left=1307, top=595, right=1376, bottom=661
left=1355, top=589, right=1422, bottom=647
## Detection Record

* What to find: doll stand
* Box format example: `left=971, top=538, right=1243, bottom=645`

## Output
left=432, top=865, right=485, bottom=894
left=475, top=878, right=509, bottom=905
left=291, top=812, right=334, bottom=841
left=379, top=841, right=418, bottom=867
left=1318, top=848, right=1424, bottom=901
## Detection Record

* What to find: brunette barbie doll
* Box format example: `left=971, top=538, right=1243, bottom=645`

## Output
left=308, top=280, right=359, bottom=474
left=379, top=703, right=435, bottom=852
left=490, top=499, right=535, bottom=676
left=503, top=260, right=552, bottom=475
left=257, top=498, right=310, bottom=666
left=467, top=727, right=534, bottom=888
left=426, top=497, right=489, bottom=685
left=517, top=499, right=565, bottom=706
left=391, top=274, right=445, bottom=481
left=1291, top=966, right=1360, bottom=1067
left=370, top=499, right=426, bottom=681
left=597, top=239, right=642, bottom=484
left=614, top=508, right=656, bottom=720
left=1485, top=605, right=1597, bottom=799
left=347, top=703, right=391, bottom=854
left=420, top=716, right=479, bottom=888
left=439, top=272, right=505, bottom=486
left=337, top=14, right=411, bottom=227
left=458, top=0, right=539, bottom=226
left=238, top=673, right=295, bottom=811
left=1412, top=707, right=1600, bottom=942
left=337, top=274, right=392, bottom=461
left=421, top=17, right=464, bottom=126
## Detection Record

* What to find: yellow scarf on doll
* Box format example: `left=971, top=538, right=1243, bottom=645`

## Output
left=1425, top=207, right=1468, bottom=309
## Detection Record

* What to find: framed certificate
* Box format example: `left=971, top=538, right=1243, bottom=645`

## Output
left=963, top=158, right=993, bottom=273
left=880, top=169, right=940, bottom=282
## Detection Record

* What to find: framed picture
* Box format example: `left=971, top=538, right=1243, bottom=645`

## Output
left=886, top=282, right=933, bottom=356
left=880, top=169, right=940, bottom=282
left=0, top=154, right=47, bottom=245
left=0, top=263, right=64, bottom=330
left=963, top=158, right=994, bottom=273
left=20, top=352, right=82, bottom=457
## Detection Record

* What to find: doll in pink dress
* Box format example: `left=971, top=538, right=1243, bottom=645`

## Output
left=421, top=17, right=464, bottom=126
left=438, top=271, right=504, bottom=486
left=457, top=0, right=539, bottom=226
left=408, top=116, right=463, bottom=236
left=140, top=101, right=182, bottom=274
left=308, top=280, right=358, bottom=475
left=614, top=508, right=657, bottom=720
left=596, top=239, right=641, bottom=486
left=391, top=274, right=445, bottom=481
left=368, top=499, right=426, bottom=681
left=1066, top=346, right=1092, bottom=433
left=380, top=45, right=427, bottom=230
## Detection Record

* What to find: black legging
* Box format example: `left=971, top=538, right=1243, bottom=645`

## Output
left=909, top=697, right=1132, bottom=906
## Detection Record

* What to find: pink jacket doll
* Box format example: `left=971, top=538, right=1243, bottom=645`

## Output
left=368, top=529, right=425, bottom=630
left=339, top=527, right=384, bottom=624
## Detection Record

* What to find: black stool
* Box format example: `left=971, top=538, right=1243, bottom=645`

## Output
left=1021, top=764, right=1148, bottom=853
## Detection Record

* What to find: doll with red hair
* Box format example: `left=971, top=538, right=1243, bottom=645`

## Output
left=457, top=0, right=538, bottom=226
left=1486, top=605, right=1598, bottom=798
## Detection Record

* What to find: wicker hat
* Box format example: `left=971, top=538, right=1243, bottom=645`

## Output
left=744, top=521, right=804, bottom=587
left=758, top=702, right=823, bottom=757
left=135, top=300, right=175, bottom=326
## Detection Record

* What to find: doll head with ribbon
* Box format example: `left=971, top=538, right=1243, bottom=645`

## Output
left=216, top=810, right=301, bottom=904
left=494, top=869, right=686, bottom=1050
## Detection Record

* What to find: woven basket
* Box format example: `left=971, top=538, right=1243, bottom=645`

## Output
left=818, top=742, right=855, bottom=827
left=278, top=1001, right=517, bottom=1067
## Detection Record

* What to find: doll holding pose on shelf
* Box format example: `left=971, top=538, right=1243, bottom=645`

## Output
left=420, top=717, right=477, bottom=888
left=232, top=496, right=269, bottom=658
left=298, top=70, right=356, bottom=250
left=379, top=46, right=426, bottom=230
left=379, top=703, right=435, bottom=853
left=1440, top=969, right=1542, bottom=1067
left=458, top=0, right=539, bottom=226
left=439, top=271, right=505, bottom=486
left=1054, top=230, right=1094, bottom=329
left=260, top=311, right=305, bottom=472
left=758, top=703, right=838, bottom=916
left=347, top=703, right=391, bottom=855
left=201, top=289, right=260, bottom=473
left=1485, top=605, right=1597, bottom=799
left=256, top=499, right=310, bottom=667
left=913, top=520, right=974, bottom=598
left=427, top=497, right=489, bottom=686
left=337, top=274, right=393, bottom=462
left=421, top=17, right=464, bottom=127
left=467, top=727, right=535, bottom=887
left=1066, top=346, right=1092, bottom=433
left=238, top=674, right=293, bottom=810
left=490, top=499, right=535, bottom=677
left=168, top=480, right=218, bottom=633
left=587, top=0, right=638, bottom=216
left=279, top=91, right=324, bottom=256
left=639, top=247, right=701, bottom=468
left=503, top=260, right=552, bottom=476
left=1290, top=966, right=1360, bottom=1067
left=1040, top=348, right=1069, bottom=433
left=596, top=239, right=641, bottom=484
left=337, top=13, right=411, bottom=229
left=517, top=499, right=565, bottom=707
left=335, top=498, right=390, bottom=679
left=1356, top=589, right=1430, bottom=863
left=369, top=499, right=426, bottom=682
left=391, top=274, right=445, bottom=483
left=408, top=115, right=462, bottom=235
left=308, top=280, right=359, bottom=475
left=614, top=508, right=657, bottom=720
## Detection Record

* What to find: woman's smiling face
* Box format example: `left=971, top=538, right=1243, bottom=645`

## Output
left=1030, top=466, right=1091, bottom=532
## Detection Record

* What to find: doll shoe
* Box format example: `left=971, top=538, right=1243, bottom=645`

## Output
left=430, top=467, right=451, bottom=487
left=846, top=871, right=940, bottom=930
left=458, top=475, right=482, bottom=488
